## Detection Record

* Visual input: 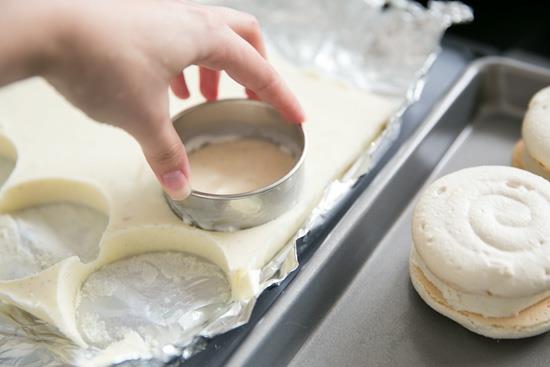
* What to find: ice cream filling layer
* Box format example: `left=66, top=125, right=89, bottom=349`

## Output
left=411, top=246, right=550, bottom=318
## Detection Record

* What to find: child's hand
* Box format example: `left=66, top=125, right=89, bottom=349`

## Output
left=3, top=0, right=304, bottom=199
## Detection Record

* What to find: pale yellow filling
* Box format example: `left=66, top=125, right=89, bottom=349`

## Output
left=411, top=247, right=550, bottom=318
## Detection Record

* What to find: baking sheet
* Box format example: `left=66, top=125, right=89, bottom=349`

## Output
left=197, top=46, right=473, bottom=367
left=0, top=1, right=472, bottom=366
left=243, top=57, right=550, bottom=366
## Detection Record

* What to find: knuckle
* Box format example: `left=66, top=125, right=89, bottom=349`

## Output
left=201, top=9, right=225, bottom=31
left=151, top=140, right=183, bottom=167
left=142, top=111, right=169, bottom=135
left=255, top=73, right=280, bottom=95
left=203, top=31, right=232, bottom=67
left=244, top=14, right=261, bottom=31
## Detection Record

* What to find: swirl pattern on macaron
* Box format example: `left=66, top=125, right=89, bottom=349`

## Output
left=413, top=166, right=550, bottom=299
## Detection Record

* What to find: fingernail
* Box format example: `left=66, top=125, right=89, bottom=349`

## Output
left=162, top=170, right=191, bottom=200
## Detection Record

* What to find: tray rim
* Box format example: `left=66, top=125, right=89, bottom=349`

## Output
left=285, top=56, right=550, bottom=367
left=224, top=56, right=550, bottom=367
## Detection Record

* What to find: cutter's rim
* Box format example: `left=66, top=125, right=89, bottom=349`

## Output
left=170, top=98, right=307, bottom=201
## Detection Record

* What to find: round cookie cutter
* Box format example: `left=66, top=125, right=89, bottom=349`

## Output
left=165, top=99, right=306, bottom=231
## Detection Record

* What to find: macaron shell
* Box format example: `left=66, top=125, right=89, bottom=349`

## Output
left=412, top=166, right=550, bottom=299
left=522, top=86, right=550, bottom=168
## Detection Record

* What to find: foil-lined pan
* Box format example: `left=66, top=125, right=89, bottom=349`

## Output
left=0, top=1, right=472, bottom=365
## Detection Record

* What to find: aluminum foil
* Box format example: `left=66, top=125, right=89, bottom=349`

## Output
left=0, top=1, right=472, bottom=366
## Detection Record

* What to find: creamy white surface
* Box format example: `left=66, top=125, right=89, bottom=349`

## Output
left=410, top=246, right=550, bottom=318
left=0, top=54, right=398, bottom=346
left=189, top=138, right=295, bottom=195
left=522, top=86, right=550, bottom=167
left=412, top=166, right=550, bottom=299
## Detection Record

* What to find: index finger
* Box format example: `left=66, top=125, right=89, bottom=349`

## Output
left=201, top=30, right=305, bottom=123
left=208, top=7, right=267, bottom=100
left=208, top=6, right=267, bottom=58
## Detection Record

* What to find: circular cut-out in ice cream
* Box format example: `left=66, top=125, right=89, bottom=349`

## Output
left=0, top=202, right=107, bottom=281
left=76, top=251, right=230, bottom=350
left=0, top=138, right=107, bottom=281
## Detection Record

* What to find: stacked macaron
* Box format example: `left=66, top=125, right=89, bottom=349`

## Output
left=513, top=87, right=550, bottom=179
left=410, top=166, right=550, bottom=338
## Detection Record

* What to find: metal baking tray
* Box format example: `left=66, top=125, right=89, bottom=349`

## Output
left=215, top=57, right=550, bottom=366
left=180, top=48, right=473, bottom=366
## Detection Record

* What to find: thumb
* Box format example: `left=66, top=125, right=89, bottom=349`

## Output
left=140, top=121, right=192, bottom=201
